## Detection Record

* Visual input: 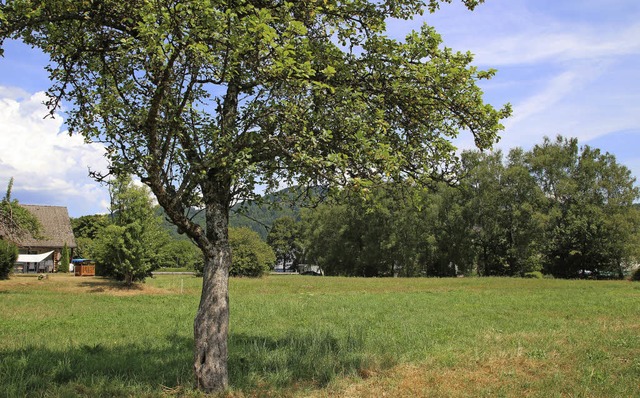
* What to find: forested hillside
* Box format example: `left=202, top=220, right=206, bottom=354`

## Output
left=156, top=187, right=313, bottom=241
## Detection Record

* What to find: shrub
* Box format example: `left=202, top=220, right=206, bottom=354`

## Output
left=523, top=271, right=544, bottom=279
left=229, top=227, right=276, bottom=277
left=631, top=268, right=640, bottom=282
left=193, top=228, right=276, bottom=277
left=0, top=240, right=19, bottom=280
left=92, top=223, right=157, bottom=285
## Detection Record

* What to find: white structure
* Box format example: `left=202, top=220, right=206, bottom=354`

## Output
left=297, top=264, right=324, bottom=276
left=15, top=251, right=55, bottom=273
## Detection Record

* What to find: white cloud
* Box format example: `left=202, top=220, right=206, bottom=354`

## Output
left=403, top=1, right=640, bottom=67
left=0, top=89, right=110, bottom=216
left=472, top=23, right=640, bottom=67
left=400, top=1, right=640, bottom=156
left=504, top=70, right=581, bottom=129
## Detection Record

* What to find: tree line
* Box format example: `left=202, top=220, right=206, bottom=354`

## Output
left=71, top=135, right=640, bottom=281
left=271, top=136, right=640, bottom=279
left=2, top=133, right=626, bottom=282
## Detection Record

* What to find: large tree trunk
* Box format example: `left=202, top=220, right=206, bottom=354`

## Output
left=193, top=173, right=232, bottom=392
left=193, top=77, right=238, bottom=392
left=193, top=244, right=230, bottom=391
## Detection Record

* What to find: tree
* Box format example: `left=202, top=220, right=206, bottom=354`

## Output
left=527, top=136, right=640, bottom=278
left=229, top=227, right=275, bottom=277
left=632, top=267, right=640, bottom=282
left=499, top=148, right=546, bottom=275
left=1, top=0, right=509, bottom=391
left=300, top=203, right=353, bottom=275
left=92, top=175, right=170, bottom=284
left=71, top=214, right=110, bottom=259
left=300, top=187, right=432, bottom=277
left=422, top=182, right=475, bottom=276
left=196, top=227, right=275, bottom=276
left=157, top=239, right=203, bottom=270
left=71, top=214, right=110, bottom=241
left=460, top=150, right=509, bottom=275
left=0, top=178, right=41, bottom=245
left=459, top=149, right=545, bottom=276
left=0, top=178, right=42, bottom=280
left=267, top=216, right=301, bottom=271
left=59, top=243, right=70, bottom=273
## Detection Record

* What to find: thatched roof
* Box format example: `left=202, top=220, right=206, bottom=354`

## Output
left=18, top=205, right=77, bottom=249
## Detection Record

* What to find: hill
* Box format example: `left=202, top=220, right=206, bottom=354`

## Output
left=158, top=187, right=322, bottom=240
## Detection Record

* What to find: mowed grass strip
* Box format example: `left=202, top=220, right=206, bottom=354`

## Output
left=0, top=274, right=638, bottom=397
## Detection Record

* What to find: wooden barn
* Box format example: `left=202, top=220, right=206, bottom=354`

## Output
left=11, top=205, right=77, bottom=274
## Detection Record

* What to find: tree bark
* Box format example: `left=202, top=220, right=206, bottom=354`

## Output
left=193, top=171, right=232, bottom=392
left=193, top=244, right=230, bottom=392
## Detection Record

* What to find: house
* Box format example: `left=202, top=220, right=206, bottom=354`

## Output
left=12, top=205, right=77, bottom=274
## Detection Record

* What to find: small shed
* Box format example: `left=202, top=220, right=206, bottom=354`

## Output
left=72, top=259, right=96, bottom=276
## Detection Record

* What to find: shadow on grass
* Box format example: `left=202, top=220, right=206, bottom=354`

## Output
left=229, top=329, right=370, bottom=389
left=0, top=330, right=370, bottom=396
left=0, top=334, right=193, bottom=397
left=77, top=278, right=146, bottom=293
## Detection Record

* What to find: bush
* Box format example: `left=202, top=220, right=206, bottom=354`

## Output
left=523, top=271, right=544, bottom=279
left=0, top=240, right=19, bottom=280
left=193, top=228, right=276, bottom=277
left=92, top=223, right=157, bottom=284
left=229, top=227, right=276, bottom=277
left=631, top=268, right=640, bottom=282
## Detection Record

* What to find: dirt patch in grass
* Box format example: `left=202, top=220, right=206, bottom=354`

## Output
left=76, top=279, right=172, bottom=296
left=0, top=274, right=172, bottom=296
left=593, top=316, right=640, bottom=334
left=309, top=354, right=564, bottom=398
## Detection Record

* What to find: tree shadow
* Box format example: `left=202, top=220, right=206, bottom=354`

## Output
left=0, top=330, right=370, bottom=396
left=0, top=334, right=193, bottom=397
left=77, top=278, right=146, bottom=293
left=228, top=329, right=370, bottom=390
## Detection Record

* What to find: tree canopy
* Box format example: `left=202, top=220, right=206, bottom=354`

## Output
left=1, top=0, right=509, bottom=391
left=267, top=216, right=301, bottom=271
left=0, top=178, right=42, bottom=246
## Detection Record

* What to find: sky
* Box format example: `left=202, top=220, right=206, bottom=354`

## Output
left=0, top=0, right=639, bottom=217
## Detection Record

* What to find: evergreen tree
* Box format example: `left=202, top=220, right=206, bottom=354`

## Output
left=92, top=175, right=171, bottom=284
left=59, top=243, right=70, bottom=273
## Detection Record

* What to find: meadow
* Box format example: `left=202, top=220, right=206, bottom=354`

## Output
left=0, top=274, right=638, bottom=397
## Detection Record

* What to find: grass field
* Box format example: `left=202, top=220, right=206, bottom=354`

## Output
left=0, top=274, right=638, bottom=397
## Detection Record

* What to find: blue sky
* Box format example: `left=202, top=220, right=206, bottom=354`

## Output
left=0, top=0, right=639, bottom=217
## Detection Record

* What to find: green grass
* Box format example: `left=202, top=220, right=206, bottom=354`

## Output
left=0, top=275, right=638, bottom=397
left=154, top=267, right=194, bottom=273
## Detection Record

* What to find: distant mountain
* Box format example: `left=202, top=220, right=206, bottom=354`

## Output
left=157, top=186, right=324, bottom=240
